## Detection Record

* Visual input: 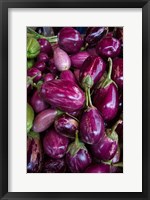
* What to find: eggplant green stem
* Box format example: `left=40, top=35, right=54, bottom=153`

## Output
left=87, top=88, right=93, bottom=108
left=111, top=119, right=122, bottom=133
left=65, top=113, right=79, bottom=122
left=75, top=130, right=79, bottom=145
left=85, top=88, right=89, bottom=108
left=112, top=162, right=123, bottom=167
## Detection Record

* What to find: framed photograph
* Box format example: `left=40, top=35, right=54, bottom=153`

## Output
left=0, top=0, right=150, bottom=199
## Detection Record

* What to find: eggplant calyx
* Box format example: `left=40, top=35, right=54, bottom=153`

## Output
left=106, top=129, right=118, bottom=141
left=27, top=131, right=40, bottom=139
left=82, top=75, right=94, bottom=90
left=112, top=162, right=123, bottom=167
left=57, top=110, right=64, bottom=116
left=101, top=160, right=112, bottom=165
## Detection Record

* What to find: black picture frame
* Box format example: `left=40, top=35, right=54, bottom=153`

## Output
left=0, top=0, right=150, bottom=199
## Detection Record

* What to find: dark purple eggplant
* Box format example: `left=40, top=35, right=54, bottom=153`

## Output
left=47, top=59, right=58, bottom=76
left=54, top=114, right=79, bottom=138
left=93, top=58, right=119, bottom=121
left=43, top=73, right=54, bottom=82
left=27, top=67, right=42, bottom=83
left=32, top=108, right=63, bottom=133
left=70, top=51, right=90, bottom=69
left=58, top=27, right=83, bottom=54
left=37, top=52, right=49, bottom=63
left=84, top=163, right=110, bottom=173
left=30, top=90, right=49, bottom=113
left=116, top=118, right=123, bottom=143
left=40, top=79, right=85, bottom=112
left=90, top=120, right=121, bottom=161
left=85, top=27, right=108, bottom=47
left=42, top=157, right=66, bottom=173
left=66, top=131, right=92, bottom=173
left=79, top=56, right=106, bottom=90
left=112, top=58, right=123, bottom=89
left=27, top=131, right=42, bottom=173
left=54, top=47, right=71, bottom=71
left=43, top=128, right=69, bottom=159
left=74, top=69, right=80, bottom=83
left=38, top=38, right=53, bottom=57
left=96, top=36, right=121, bottom=58
left=60, top=70, right=77, bottom=84
left=33, top=61, right=46, bottom=72
left=110, top=146, right=121, bottom=173
left=87, top=47, right=99, bottom=56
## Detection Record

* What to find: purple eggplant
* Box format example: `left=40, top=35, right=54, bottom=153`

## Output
left=96, top=36, right=121, bottom=58
left=66, top=131, right=92, bottom=172
left=27, top=67, right=42, bottom=83
left=40, top=79, right=85, bottom=112
left=58, top=27, right=83, bottom=54
left=33, top=61, right=46, bottom=72
left=30, top=90, right=49, bottom=113
left=93, top=58, right=119, bottom=121
left=47, top=60, right=58, bottom=76
left=32, top=108, right=63, bottom=133
left=116, top=118, right=123, bottom=143
left=79, top=56, right=106, bottom=90
left=42, top=157, right=66, bottom=173
left=84, top=163, right=110, bottom=173
left=85, top=27, right=108, bottom=47
left=38, top=38, right=53, bottom=57
left=27, top=131, right=42, bottom=173
left=54, top=114, right=79, bottom=138
left=110, top=146, right=121, bottom=173
left=43, top=128, right=69, bottom=159
left=74, top=69, right=80, bottom=83
left=70, top=51, right=90, bottom=69
left=90, top=120, right=121, bottom=161
left=112, top=58, right=123, bottom=89
left=37, top=52, right=49, bottom=63
left=87, top=47, right=99, bottom=56
left=54, top=47, right=71, bottom=71
left=43, top=73, right=54, bottom=82
left=60, top=70, right=77, bottom=84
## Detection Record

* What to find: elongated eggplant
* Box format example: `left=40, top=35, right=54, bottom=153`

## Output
left=27, top=131, right=42, bottom=173
left=43, top=128, right=69, bottom=159
left=54, top=114, right=79, bottom=138
left=40, top=79, right=85, bottom=112
left=58, top=27, right=83, bottom=54
left=66, top=131, right=92, bottom=173
left=93, top=58, right=119, bottom=121
left=79, top=56, right=106, bottom=90
left=27, top=103, right=34, bottom=133
left=70, top=51, right=90, bottom=69
left=84, top=163, right=110, bottom=173
left=32, top=108, right=63, bottom=133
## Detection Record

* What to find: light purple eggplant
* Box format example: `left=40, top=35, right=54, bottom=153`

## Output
left=32, top=108, right=63, bottom=133
left=54, top=47, right=71, bottom=71
left=112, top=58, right=123, bottom=89
left=70, top=51, right=90, bottom=69
left=43, top=128, right=69, bottom=159
left=40, top=79, right=85, bottom=112
left=58, top=27, right=83, bottom=54
left=79, top=55, right=106, bottom=90
left=54, top=114, right=79, bottom=139
left=66, top=131, right=92, bottom=173
left=93, top=57, right=119, bottom=121
left=38, top=38, right=53, bottom=57
left=30, top=90, right=49, bottom=113
left=60, top=70, right=77, bottom=84
left=84, top=163, right=110, bottom=173
left=27, top=131, right=42, bottom=173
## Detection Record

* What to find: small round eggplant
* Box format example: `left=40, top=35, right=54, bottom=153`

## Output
left=38, top=38, right=53, bottom=57
left=43, top=73, right=54, bottom=82
left=32, top=108, right=62, bottom=133
left=96, top=36, right=121, bottom=58
left=30, top=90, right=49, bottom=113
left=27, top=103, right=34, bottom=133
left=37, top=52, right=49, bottom=63
left=84, top=163, right=110, bottom=173
left=40, top=79, right=85, bottom=112
left=54, top=47, right=71, bottom=71
left=33, top=61, right=46, bottom=72
left=93, top=58, right=119, bottom=121
left=27, top=67, right=42, bottom=83
left=79, top=56, right=106, bottom=90
left=60, top=70, right=77, bottom=84
left=27, top=131, right=42, bottom=173
left=58, top=27, right=83, bottom=54
left=66, top=131, right=92, bottom=173
left=54, top=114, right=79, bottom=138
left=112, top=58, right=123, bottom=89
left=70, top=51, right=90, bottom=69
left=43, top=128, right=69, bottom=159
left=42, top=157, right=66, bottom=173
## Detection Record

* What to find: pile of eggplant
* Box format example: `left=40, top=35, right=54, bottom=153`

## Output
left=27, top=27, right=123, bottom=173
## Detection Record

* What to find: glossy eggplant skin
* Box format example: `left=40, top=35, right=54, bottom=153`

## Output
left=84, top=163, right=110, bottom=173
left=33, top=61, right=46, bottom=72
left=79, top=56, right=106, bottom=89
left=70, top=51, right=90, bottom=69
left=80, top=107, right=104, bottom=145
left=38, top=38, right=53, bottom=57
left=32, top=109, right=58, bottom=133
left=93, top=83, right=119, bottom=121
left=42, top=157, right=66, bottom=173
left=96, top=37, right=121, bottom=58
left=112, top=58, right=123, bottom=89
left=27, top=132, right=42, bottom=173
left=37, top=52, right=49, bottom=63
left=90, top=130, right=118, bottom=161
left=40, top=79, right=85, bottom=112
left=27, top=67, right=42, bottom=83
left=54, top=114, right=79, bottom=139
left=43, top=73, right=54, bottom=82
left=85, top=27, right=107, bottom=47
left=58, top=27, right=83, bottom=54
left=60, top=70, right=77, bottom=84
left=30, top=90, right=49, bottom=113
left=43, top=128, right=69, bottom=159
left=110, top=146, right=121, bottom=173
